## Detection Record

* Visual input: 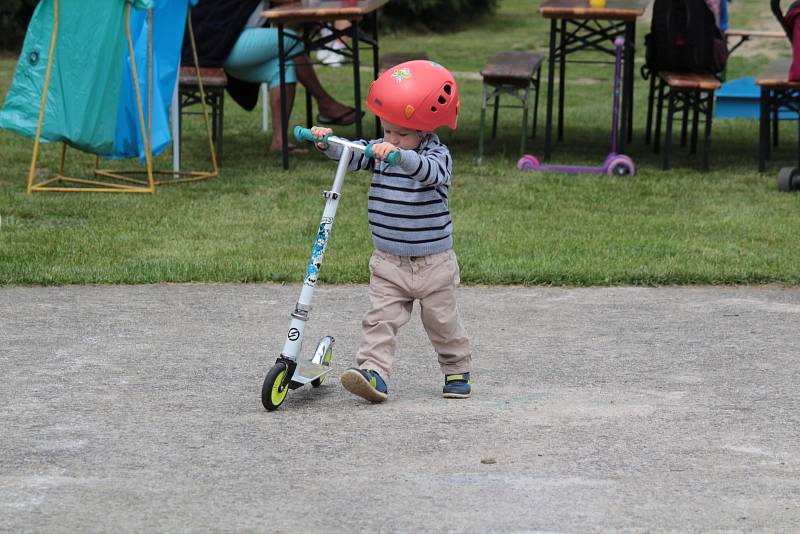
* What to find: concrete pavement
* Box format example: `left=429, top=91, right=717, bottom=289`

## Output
left=1, top=284, right=799, bottom=532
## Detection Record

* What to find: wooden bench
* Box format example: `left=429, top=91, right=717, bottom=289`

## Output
left=755, top=59, right=800, bottom=172
left=378, top=52, right=429, bottom=74
left=646, top=71, right=721, bottom=172
left=178, top=66, right=227, bottom=164
left=477, top=51, right=544, bottom=164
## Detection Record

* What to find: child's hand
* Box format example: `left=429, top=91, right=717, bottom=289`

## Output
left=369, top=141, right=398, bottom=161
left=311, top=126, right=333, bottom=149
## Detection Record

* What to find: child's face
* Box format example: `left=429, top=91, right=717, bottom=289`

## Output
left=381, top=120, right=423, bottom=150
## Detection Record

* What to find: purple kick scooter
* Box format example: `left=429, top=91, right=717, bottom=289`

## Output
left=517, top=37, right=636, bottom=176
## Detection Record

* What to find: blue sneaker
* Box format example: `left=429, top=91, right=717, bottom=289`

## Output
left=340, top=368, right=388, bottom=403
left=443, top=373, right=471, bottom=398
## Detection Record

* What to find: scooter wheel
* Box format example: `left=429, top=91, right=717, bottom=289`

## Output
left=607, top=156, right=636, bottom=177
left=516, top=154, right=540, bottom=171
left=262, top=362, right=290, bottom=411
left=777, top=167, right=799, bottom=192
left=311, top=345, right=333, bottom=388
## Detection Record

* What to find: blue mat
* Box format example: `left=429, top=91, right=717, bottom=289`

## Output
left=716, top=77, right=797, bottom=120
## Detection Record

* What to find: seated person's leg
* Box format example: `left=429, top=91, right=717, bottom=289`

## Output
left=223, top=28, right=305, bottom=152
left=234, top=27, right=359, bottom=125
left=223, top=27, right=302, bottom=84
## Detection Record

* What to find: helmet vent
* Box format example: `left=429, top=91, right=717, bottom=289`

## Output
left=443, top=84, right=452, bottom=95
left=374, top=98, right=383, bottom=106
left=438, top=95, right=447, bottom=104
left=430, top=106, right=437, bottom=112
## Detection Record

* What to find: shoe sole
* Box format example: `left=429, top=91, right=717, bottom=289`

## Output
left=443, top=392, right=471, bottom=399
left=340, top=370, right=388, bottom=403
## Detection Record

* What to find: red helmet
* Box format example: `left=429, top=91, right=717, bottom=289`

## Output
left=367, top=60, right=460, bottom=131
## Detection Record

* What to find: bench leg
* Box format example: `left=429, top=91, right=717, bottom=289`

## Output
left=690, top=92, right=700, bottom=155
left=645, top=74, right=655, bottom=145
left=663, top=90, right=675, bottom=170
left=766, top=96, right=773, bottom=162
left=773, top=105, right=779, bottom=148
left=796, top=111, right=800, bottom=169
left=477, top=84, right=488, bottom=164
left=680, top=94, right=689, bottom=148
left=521, top=86, right=530, bottom=156
left=210, top=93, right=218, bottom=147
left=654, top=78, right=665, bottom=154
left=491, top=94, right=500, bottom=140
left=217, top=91, right=224, bottom=165
left=795, top=109, right=800, bottom=169
left=702, top=91, right=714, bottom=173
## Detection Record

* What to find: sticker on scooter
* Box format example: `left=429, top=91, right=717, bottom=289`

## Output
left=287, top=328, right=300, bottom=341
left=305, top=223, right=330, bottom=286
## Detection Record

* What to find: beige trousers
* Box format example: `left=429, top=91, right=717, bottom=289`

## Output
left=355, top=249, right=472, bottom=379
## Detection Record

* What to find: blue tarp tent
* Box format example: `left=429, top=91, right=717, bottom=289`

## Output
left=115, top=0, right=198, bottom=160
left=0, top=0, right=211, bottom=193
left=0, top=0, right=154, bottom=156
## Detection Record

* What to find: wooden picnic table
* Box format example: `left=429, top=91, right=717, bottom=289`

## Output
left=262, top=0, right=390, bottom=170
left=539, top=0, right=648, bottom=20
left=538, top=0, right=649, bottom=161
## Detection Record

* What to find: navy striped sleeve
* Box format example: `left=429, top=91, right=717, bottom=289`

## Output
left=398, top=140, right=452, bottom=187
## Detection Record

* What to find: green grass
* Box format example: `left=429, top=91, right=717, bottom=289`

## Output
left=1, top=0, right=799, bottom=286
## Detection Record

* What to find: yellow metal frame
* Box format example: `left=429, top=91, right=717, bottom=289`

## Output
left=27, top=2, right=218, bottom=194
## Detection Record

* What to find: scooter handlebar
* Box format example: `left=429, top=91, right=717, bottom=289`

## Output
left=294, top=125, right=401, bottom=164
left=365, top=144, right=402, bottom=165
left=294, top=126, right=329, bottom=147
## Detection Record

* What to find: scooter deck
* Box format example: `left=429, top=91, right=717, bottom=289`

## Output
left=290, top=361, right=333, bottom=385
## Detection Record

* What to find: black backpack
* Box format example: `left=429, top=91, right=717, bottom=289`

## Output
left=645, top=0, right=728, bottom=75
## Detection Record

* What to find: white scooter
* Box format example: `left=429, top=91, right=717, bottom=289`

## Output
left=261, top=126, right=400, bottom=411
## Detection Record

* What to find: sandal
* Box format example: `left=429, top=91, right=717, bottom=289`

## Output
left=316, top=108, right=364, bottom=126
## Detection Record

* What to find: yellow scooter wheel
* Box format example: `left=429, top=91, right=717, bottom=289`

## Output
left=262, top=363, right=289, bottom=411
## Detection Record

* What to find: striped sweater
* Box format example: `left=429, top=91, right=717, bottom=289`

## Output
left=323, top=134, right=454, bottom=257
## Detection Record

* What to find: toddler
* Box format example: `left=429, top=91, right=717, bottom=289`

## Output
left=311, top=60, right=472, bottom=402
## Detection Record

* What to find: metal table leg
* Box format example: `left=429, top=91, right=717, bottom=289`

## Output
left=351, top=22, right=362, bottom=140
left=619, top=21, right=635, bottom=152
left=557, top=19, right=566, bottom=142
left=759, top=86, right=769, bottom=173
left=279, top=23, right=289, bottom=170
left=372, top=12, right=380, bottom=138
left=544, top=19, right=557, bottom=162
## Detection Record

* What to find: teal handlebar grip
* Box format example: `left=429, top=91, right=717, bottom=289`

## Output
left=294, top=125, right=329, bottom=147
left=365, top=144, right=401, bottom=165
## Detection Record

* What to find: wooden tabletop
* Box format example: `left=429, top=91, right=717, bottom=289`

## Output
left=755, top=59, right=800, bottom=89
left=262, top=0, right=390, bottom=23
left=538, top=0, right=648, bottom=20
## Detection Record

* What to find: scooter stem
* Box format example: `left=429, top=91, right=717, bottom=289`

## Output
left=610, top=37, right=624, bottom=155
left=279, top=145, right=352, bottom=362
